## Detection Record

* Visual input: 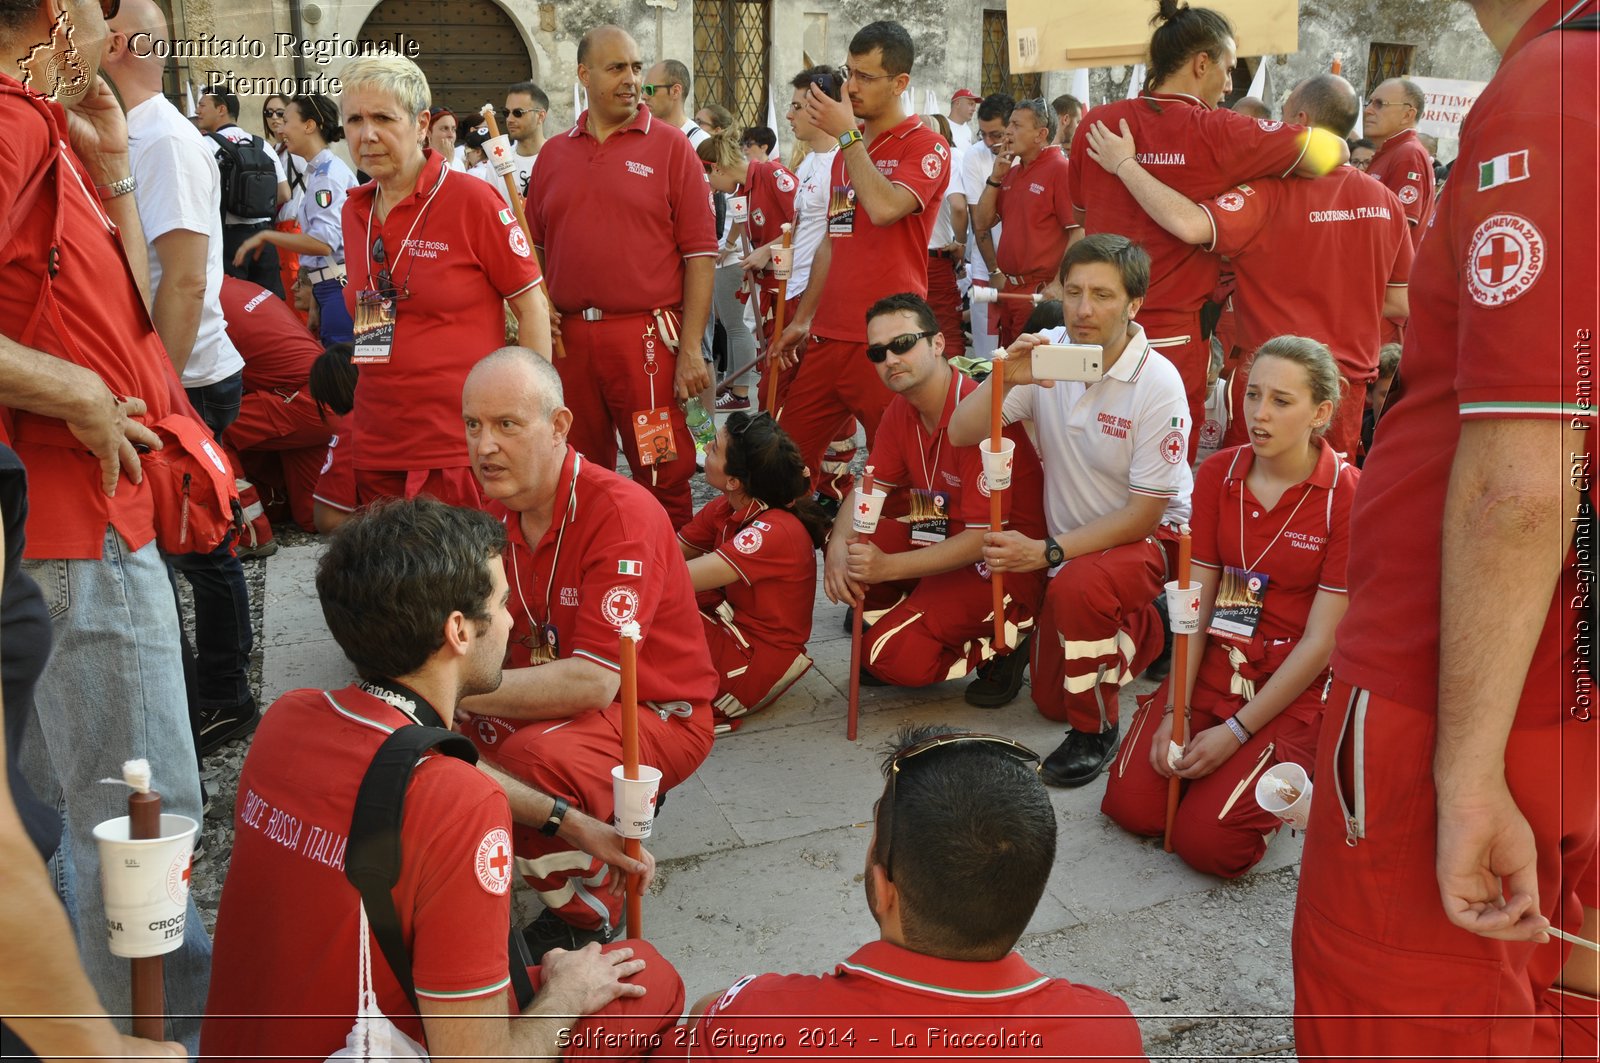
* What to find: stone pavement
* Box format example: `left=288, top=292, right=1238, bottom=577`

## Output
left=262, top=542, right=1303, bottom=1057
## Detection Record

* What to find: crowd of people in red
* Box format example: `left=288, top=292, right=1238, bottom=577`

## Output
left=1, top=0, right=1594, bottom=1060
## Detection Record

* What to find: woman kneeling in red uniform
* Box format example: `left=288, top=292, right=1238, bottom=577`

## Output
left=679, top=412, right=829, bottom=733
left=1101, top=336, right=1358, bottom=877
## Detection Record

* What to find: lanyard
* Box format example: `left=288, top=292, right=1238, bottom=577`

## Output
left=723, top=498, right=769, bottom=545
left=363, top=161, right=448, bottom=288
left=507, top=455, right=582, bottom=633
left=1238, top=477, right=1316, bottom=574
left=914, top=373, right=962, bottom=492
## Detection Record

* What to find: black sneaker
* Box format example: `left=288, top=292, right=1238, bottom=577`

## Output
left=197, top=699, right=259, bottom=758
left=1039, top=725, right=1120, bottom=788
left=964, top=633, right=1032, bottom=708
left=521, top=908, right=617, bottom=961
left=1144, top=595, right=1174, bottom=682
left=858, top=666, right=889, bottom=688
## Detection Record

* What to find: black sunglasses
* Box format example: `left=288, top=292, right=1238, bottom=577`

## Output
left=263, top=108, right=286, bottom=119
left=878, top=732, right=1040, bottom=880
left=866, top=331, right=937, bottom=363
left=500, top=107, right=542, bottom=119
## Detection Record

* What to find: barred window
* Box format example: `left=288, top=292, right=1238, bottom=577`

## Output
left=694, top=0, right=772, bottom=131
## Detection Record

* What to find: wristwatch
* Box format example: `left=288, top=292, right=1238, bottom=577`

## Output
left=1042, top=536, right=1065, bottom=568
left=837, top=128, right=864, bottom=151
left=539, top=795, right=570, bottom=837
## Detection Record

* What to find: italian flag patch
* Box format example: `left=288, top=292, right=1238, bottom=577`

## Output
left=315, top=190, right=332, bottom=207
left=1477, top=150, right=1529, bottom=191
left=1170, top=416, right=1186, bottom=429
left=498, top=208, right=515, bottom=225
left=617, top=560, right=643, bottom=576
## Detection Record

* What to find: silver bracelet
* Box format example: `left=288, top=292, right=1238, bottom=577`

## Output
left=1224, top=716, right=1252, bottom=745
left=96, top=175, right=137, bottom=200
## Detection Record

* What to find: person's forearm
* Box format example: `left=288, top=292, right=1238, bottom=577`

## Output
left=947, top=374, right=998, bottom=446
left=974, top=228, right=998, bottom=275
left=679, top=257, right=715, bottom=347
left=1436, top=420, right=1577, bottom=798
left=460, top=659, right=619, bottom=720
left=1055, top=500, right=1164, bottom=561
left=150, top=272, right=204, bottom=376
left=972, top=183, right=1000, bottom=234
left=102, top=194, right=152, bottom=305
left=0, top=334, right=109, bottom=424
left=876, top=527, right=985, bottom=582
left=1383, top=285, right=1410, bottom=323
left=1114, top=160, right=1212, bottom=246
left=266, top=229, right=335, bottom=257
left=949, top=197, right=968, bottom=246
left=841, top=143, right=914, bottom=226
left=509, top=286, right=552, bottom=357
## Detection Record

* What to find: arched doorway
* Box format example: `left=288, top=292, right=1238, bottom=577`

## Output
left=358, top=0, right=535, bottom=119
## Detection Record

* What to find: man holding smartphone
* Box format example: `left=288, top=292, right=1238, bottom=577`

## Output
left=950, top=235, right=1192, bottom=786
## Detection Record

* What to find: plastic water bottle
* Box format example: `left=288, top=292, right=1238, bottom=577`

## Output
left=684, top=397, right=717, bottom=450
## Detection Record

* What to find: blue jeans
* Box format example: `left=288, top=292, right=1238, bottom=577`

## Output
left=314, top=277, right=353, bottom=345
left=19, top=531, right=212, bottom=1049
left=173, top=374, right=252, bottom=711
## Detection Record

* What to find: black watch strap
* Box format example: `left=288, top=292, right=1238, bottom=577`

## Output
left=540, top=795, right=570, bottom=836
left=1044, top=537, right=1065, bottom=567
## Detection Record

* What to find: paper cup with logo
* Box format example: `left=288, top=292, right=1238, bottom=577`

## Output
left=1164, top=580, right=1203, bottom=634
left=1255, top=762, right=1313, bottom=831
left=978, top=437, right=1016, bottom=492
left=729, top=195, right=749, bottom=223
left=483, top=135, right=517, bottom=177
left=93, top=813, right=198, bottom=958
left=612, top=764, right=664, bottom=839
left=770, top=245, right=792, bottom=281
left=970, top=285, right=999, bottom=305
left=851, top=488, right=888, bottom=535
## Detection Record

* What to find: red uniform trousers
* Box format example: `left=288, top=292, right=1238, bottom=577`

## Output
left=925, top=251, right=965, bottom=358
left=523, top=940, right=685, bottom=1061
left=487, top=703, right=713, bottom=932
left=1100, top=640, right=1322, bottom=878
left=1031, top=537, right=1166, bottom=732
left=1140, top=309, right=1210, bottom=463
left=777, top=335, right=889, bottom=496
left=765, top=316, right=857, bottom=501
left=994, top=271, right=1055, bottom=347
left=699, top=602, right=812, bottom=724
left=354, top=465, right=483, bottom=510
left=223, top=389, right=336, bottom=532
left=1221, top=351, right=1368, bottom=459
left=860, top=518, right=1044, bottom=686
left=1293, top=682, right=1600, bottom=1061
left=557, top=314, right=697, bottom=529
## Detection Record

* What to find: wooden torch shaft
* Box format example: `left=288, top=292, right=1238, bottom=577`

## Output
left=129, top=791, right=164, bottom=1042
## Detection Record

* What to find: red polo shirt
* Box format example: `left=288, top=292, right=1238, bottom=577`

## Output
left=994, top=145, right=1075, bottom=278
left=811, top=117, right=950, bottom=342
left=870, top=366, right=1048, bottom=541
left=527, top=107, right=717, bottom=314
left=1334, top=0, right=1598, bottom=722
left=679, top=497, right=816, bottom=654
left=1199, top=168, right=1413, bottom=382
left=342, top=149, right=541, bottom=472
left=1191, top=442, right=1356, bottom=647
left=1067, top=93, right=1309, bottom=326
left=661, top=939, right=1143, bottom=1060
left=1, top=78, right=177, bottom=559
left=741, top=159, right=799, bottom=296
left=219, top=277, right=321, bottom=393
left=490, top=448, right=717, bottom=705
left=202, top=685, right=513, bottom=1059
left=1366, top=128, right=1436, bottom=246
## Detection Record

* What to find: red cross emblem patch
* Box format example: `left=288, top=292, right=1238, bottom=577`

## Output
left=1161, top=430, right=1186, bottom=464
left=1466, top=213, right=1544, bottom=307
left=475, top=827, right=513, bottom=895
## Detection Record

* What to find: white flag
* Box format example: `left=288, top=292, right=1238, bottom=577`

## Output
left=1069, top=68, right=1091, bottom=108
left=766, top=89, right=779, bottom=156
left=185, top=81, right=196, bottom=118
left=925, top=88, right=939, bottom=116
left=902, top=86, right=914, bottom=114
left=1126, top=64, right=1145, bottom=100
left=1248, top=58, right=1269, bottom=102
left=573, top=83, right=583, bottom=119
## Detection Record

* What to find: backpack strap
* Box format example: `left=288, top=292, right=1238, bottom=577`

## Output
left=345, top=724, right=478, bottom=1012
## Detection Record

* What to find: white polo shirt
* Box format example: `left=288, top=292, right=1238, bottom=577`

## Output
left=1002, top=323, right=1193, bottom=533
left=960, top=140, right=998, bottom=281
left=126, top=95, right=245, bottom=389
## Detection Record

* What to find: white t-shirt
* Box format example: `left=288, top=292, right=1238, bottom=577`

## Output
left=960, top=141, right=998, bottom=281
left=468, top=159, right=497, bottom=185
left=681, top=117, right=710, bottom=147
left=1001, top=324, right=1193, bottom=533
left=499, top=148, right=538, bottom=207
left=126, top=96, right=245, bottom=389
left=951, top=122, right=974, bottom=153
left=786, top=147, right=837, bottom=297
left=929, top=144, right=964, bottom=249
left=211, top=123, right=286, bottom=225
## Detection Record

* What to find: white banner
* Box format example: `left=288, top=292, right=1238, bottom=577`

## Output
left=1411, top=76, right=1487, bottom=141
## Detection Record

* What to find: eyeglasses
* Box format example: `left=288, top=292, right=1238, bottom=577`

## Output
left=101, top=0, right=120, bottom=18
left=641, top=84, right=677, bottom=98
left=1366, top=99, right=1413, bottom=110
left=877, top=732, right=1040, bottom=879
left=500, top=107, right=543, bottom=120
left=865, top=331, right=937, bottom=363
left=843, top=66, right=895, bottom=84
left=980, top=128, right=1007, bottom=144
left=264, top=108, right=286, bottom=119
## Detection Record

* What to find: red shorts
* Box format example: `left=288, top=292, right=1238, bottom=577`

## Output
left=312, top=432, right=357, bottom=513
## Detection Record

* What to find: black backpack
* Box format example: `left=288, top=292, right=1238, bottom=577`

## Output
left=208, top=130, right=279, bottom=219
left=345, top=725, right=538, bottom=1013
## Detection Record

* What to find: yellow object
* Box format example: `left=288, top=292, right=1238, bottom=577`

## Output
left=1300, top=127, right=1345, bottom=175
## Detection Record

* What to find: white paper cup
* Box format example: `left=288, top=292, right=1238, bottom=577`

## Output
left=770, top=245, right=792, bottom=281
left=611, top=765, right=664, bottom=839
left=1255, top=762, right=1313, bottom=832
left=971, top=285, right=999, bottom=304
left=1164, top=579, right=1203, bottom=634
left=729, top=195, right=749, bottom=223
left=851, top=487, right=887, bottom=535
left=979, top=437, right=1015, bottom=492
left=93, top=813, right=198, bottom=958
left=484, top=135, right=517, bottom=177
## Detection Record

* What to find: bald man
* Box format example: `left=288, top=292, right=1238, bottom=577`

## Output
left=458, top=348, right=715, bottom=955
left=1362, top=77, right=1435, bottom=245
left=1231, top=95, right=1271, bottom=119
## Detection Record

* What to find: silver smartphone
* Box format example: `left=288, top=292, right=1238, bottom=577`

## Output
left=1030, top=343, right=1104, bottom=382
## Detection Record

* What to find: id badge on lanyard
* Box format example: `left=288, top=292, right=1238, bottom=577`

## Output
left=522, top=621, right=560, bottom=665
left=828, top=185, right=857, bottom=237
left=632, top=317, right=680, bottom=468
left=1208, top=565, right=1270, bottom=642
left=909, top=488, right=950, bottom=545
left=353, top=290, right=400, bottom=364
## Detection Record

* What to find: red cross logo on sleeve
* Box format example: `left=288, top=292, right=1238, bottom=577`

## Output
left=490, top=844, right=510, bottom=876
left=1475, top=234, right=1520, bottom=286
left=1162, top=432, right=1185, bottom=463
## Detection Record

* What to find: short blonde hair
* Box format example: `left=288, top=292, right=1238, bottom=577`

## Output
left=697, top=129, right=744, bottom=172
left=340, top=55, right=431, bottom=120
